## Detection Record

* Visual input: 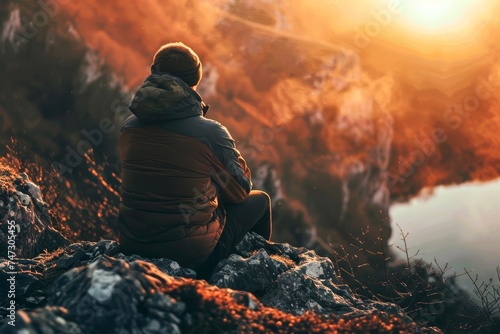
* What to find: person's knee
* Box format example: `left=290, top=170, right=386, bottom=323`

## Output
left=251, top=190, right=271, bottom=209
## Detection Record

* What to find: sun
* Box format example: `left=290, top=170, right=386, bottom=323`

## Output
left=399, top=0, right=481, bottom=33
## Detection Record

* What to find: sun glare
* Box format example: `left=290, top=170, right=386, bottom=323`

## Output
left=399, top=0, right=481, bottom=33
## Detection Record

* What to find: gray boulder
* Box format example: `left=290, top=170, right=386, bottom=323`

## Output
left=48, top=255, right=184, bottom=334
left=0, top=169, right=70, bottom=259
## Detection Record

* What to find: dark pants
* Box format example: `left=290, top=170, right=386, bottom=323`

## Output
left=196, top=190, right=272, bottom=279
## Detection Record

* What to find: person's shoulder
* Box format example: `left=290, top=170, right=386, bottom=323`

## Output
left=198, top=116, right=223, bottom=127
left=198, top=117, right=231, bottom=136
left=121, top=115, right=143, bottom=131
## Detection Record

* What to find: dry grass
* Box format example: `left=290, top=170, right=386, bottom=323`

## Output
left=0, top=164, right=16, bottom=194
left=0, top=138, right=120, bottom=243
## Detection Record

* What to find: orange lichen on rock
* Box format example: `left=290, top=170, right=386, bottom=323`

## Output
left=162, top=277, right=438, bottom=333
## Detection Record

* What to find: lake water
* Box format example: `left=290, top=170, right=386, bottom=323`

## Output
left=389, top=179, right=500, bottom=293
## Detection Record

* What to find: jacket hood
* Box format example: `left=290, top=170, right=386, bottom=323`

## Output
left=128, top=73, right=204, bottom=122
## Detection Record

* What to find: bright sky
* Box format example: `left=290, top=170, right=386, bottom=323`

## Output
left=398, top=0, right=483, bottom=33
left=328, top=0, right=492, bottom=36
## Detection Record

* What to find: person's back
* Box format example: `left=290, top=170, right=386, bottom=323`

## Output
left=117, top=42, right=272, bottom=276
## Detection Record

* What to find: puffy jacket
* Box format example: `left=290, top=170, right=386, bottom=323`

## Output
left=117, top=73, right=252, bottom=268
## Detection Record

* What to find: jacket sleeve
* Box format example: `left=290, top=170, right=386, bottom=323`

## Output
left=209, top=123, right=252, bottom=204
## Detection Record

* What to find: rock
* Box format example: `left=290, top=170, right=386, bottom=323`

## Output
left=0, top=258, right=42, bottom=308
left=209, top=249, right=288, bottom=292
left=114, top=253, right=196, bottom=279
left=230, top=291, right=262, bottom=311
left=46, top=255, right=185, bottom=334
left=15, top=191, right=31, bottom=206
left=4, top=254, right=433, bottom=333
left=0, top=306, right=82, bottom=334
left=214, top=233, right=358, bottom=315
left=0, top=238, right=195, bottom=322
left=19, top=172, right=43, bottom=203
left=56, top=247, right=86, bottom=269
left=296, top=250, right=341, bottom=284
left=0, top=233, right=441, bottom=333
left=0, top=168, right=70, bottom=259
left=260, top=267, right=356, bottom=315
left=45, top=239, right=196, bottom=278
left=55, top=240, right=120, bottom=270
left=234, top=230, right=308, bottom=261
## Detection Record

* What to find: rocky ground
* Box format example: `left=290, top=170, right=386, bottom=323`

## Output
left=0, top=165, right=442, bottom=333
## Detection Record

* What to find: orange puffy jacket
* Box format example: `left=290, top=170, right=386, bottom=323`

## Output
left=117, top=73, right=252, bottom=269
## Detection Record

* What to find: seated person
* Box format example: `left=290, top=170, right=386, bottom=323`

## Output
left=117, top=42, right=272, bottom=278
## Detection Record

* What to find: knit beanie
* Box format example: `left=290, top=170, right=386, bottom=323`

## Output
left=150, top=42, right=203, bottom=87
